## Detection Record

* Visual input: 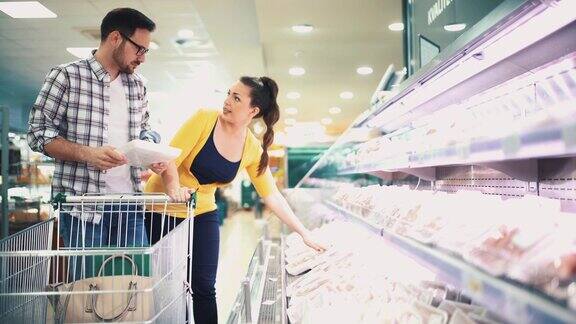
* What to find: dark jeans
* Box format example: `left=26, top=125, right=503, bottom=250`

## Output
left=59, top=204, right=149, bottom=280
left=145, top=210, right=220, bottom=324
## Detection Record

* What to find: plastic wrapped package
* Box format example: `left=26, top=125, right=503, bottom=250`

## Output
left=402, top=191, right=452, bottom=244
left=355, top=185, right=381, bottom=217
left=433, top=193, right=502, bottom=254
left=368, top=186, right=409, bottom=227
left=392, top=191, right=430, bottom=236
left=285, top=214, right=491, bottom=324
left=464, top=196, right=560, bottom=276
left=507, top=213, right=576, bottom=298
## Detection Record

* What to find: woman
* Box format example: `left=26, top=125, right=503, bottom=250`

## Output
left=145, top=76, right=325, bottom=324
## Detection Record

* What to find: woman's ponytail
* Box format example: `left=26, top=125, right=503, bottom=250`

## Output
left=239, top=76, right=280, bottom=175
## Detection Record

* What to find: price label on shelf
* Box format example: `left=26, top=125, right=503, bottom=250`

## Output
left=562, top=124, right=576, bottom=148
left=502, top=135, right=521, bottom=156
left=462, top=272, right=484, bottom=296
left=458, top=144, right=471, bottom=159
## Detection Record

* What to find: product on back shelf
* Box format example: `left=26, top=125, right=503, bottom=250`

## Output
left=16, top=165, right=51, bottom=185
left=433, top=193, right=501, bottom=254
left=392, top=200, right=424, bottom=237
left=400, top=192, right=447, bottom=243
left=464, top=196, right=559, bottom=276
left=9, top=209, right=45, bottom=223
left=506, top=213, right=576, bottom=300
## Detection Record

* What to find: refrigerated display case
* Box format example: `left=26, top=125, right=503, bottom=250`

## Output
left=1, top=108, right=54, bottom=237
left=228, top=1, right=576, bottom=323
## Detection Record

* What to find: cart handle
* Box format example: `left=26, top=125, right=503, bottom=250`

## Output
left=52, top=193, right=171, bottom=206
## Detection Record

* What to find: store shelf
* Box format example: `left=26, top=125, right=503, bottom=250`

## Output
left=338, top=119, right=576, bottom=181
left=324, top=200, right=576, bottom=324
left=357, top=1, right=576, bottom=130
left=227, top=240, right=282, bottom=324
left=324, top=200, right=382, bottom=236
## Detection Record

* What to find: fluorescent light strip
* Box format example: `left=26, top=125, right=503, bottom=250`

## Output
left=292, top=24, right=314, bottom=33
left=0, top=1, right=57, bottom=18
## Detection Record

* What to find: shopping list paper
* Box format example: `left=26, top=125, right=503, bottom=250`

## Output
left=118, top=140, right=181, bottom=167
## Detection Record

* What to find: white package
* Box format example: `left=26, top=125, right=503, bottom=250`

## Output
left=118, top=140, right=181, bottom=167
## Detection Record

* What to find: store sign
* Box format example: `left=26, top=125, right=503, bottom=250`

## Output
left=428, top=0, right=454, bottom=25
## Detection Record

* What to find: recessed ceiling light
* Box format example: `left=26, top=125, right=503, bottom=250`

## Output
left=289, top=67, right=306, bottom=76
left=285, top=118, right=296, bottom=126
left=444, top=23, right=467, bottom=32
left=66, top=47, right=96, bottom=59
left=356, top=66, right=373, bottom=75
left=340, top=91, right=354, bottom=99
left=149, top=41, right=159, bottom=50
left=285, top=107, right=298, bottom=115
left=321, top=117, right=333, bottom=125
left=329, top=107, right=341, bottom=114
left=0, top=1, right=57, bottom=18
left=287, top=92, right=301, bottom=100
left=388, top=22, right=404, bottom=31
left=177, top=29, right=195, bottom=39
left=291, top=24, right=314, bottom=33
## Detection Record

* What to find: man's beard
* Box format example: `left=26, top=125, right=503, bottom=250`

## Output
left=113, top=43, right=135, bottom=74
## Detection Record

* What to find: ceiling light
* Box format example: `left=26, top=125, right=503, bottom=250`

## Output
left=356, top=66, right=374, bottom=75
left=340, top=91, right=354, bottom=99
left=329, top=107, right=341, bottom=114
left=321, top=117, right=333, bottom=125
left=177, top=29, right=195, bottom=39
left=66, top=47, right=96, bottom=59
left=388, top=22, right=404, bottom=31
left=287, top=92, right=301, bottom=100
left=444, top=23, right=467, bottom=32
left=285, top=107, right=298, bottom=115
left=289, top=67, right=306, bottom=76
left=292, top=24, right=314, bottom=33
left=149, top=41, right=159, bottom=50
left=0, top=1, right=56, bottom=18
left=285, top=118, right=296, bottom=126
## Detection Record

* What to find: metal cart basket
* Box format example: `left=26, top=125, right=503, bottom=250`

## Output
left=0, top=193, right=195, bottom=323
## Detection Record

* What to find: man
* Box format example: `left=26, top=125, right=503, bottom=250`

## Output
left=28, top=8, right=165, bottom=253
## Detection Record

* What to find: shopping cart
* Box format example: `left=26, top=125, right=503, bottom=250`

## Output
left=0, top=193, right=195, bottom=323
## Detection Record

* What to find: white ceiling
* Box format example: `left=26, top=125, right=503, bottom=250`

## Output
left=0, top=0, right=404, bottom=141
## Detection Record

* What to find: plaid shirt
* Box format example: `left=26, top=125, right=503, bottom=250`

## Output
left=27, top=53, right=152, bottom=197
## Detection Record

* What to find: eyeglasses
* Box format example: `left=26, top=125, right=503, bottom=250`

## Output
left=118, top=31, right=149, bottom=56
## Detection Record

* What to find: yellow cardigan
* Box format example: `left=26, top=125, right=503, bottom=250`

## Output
left=145, top=109, right=277, bottom=217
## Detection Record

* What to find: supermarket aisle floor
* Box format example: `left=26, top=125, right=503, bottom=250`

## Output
left=216, top=209, right=282, bottom=323
left=216, top=209, right=263, bottom=322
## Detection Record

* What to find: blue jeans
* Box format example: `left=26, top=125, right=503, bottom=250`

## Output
left=59, top=204, right=149, bottom=280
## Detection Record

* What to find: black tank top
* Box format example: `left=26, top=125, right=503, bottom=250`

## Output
left=190, top=125, right=241, bottom=185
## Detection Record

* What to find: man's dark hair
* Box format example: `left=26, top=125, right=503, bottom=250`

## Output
left=100, top=8, right=156, bottom=42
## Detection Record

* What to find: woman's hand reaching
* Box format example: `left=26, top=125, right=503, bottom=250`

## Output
left=300, top=230, right=327, bottom=253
